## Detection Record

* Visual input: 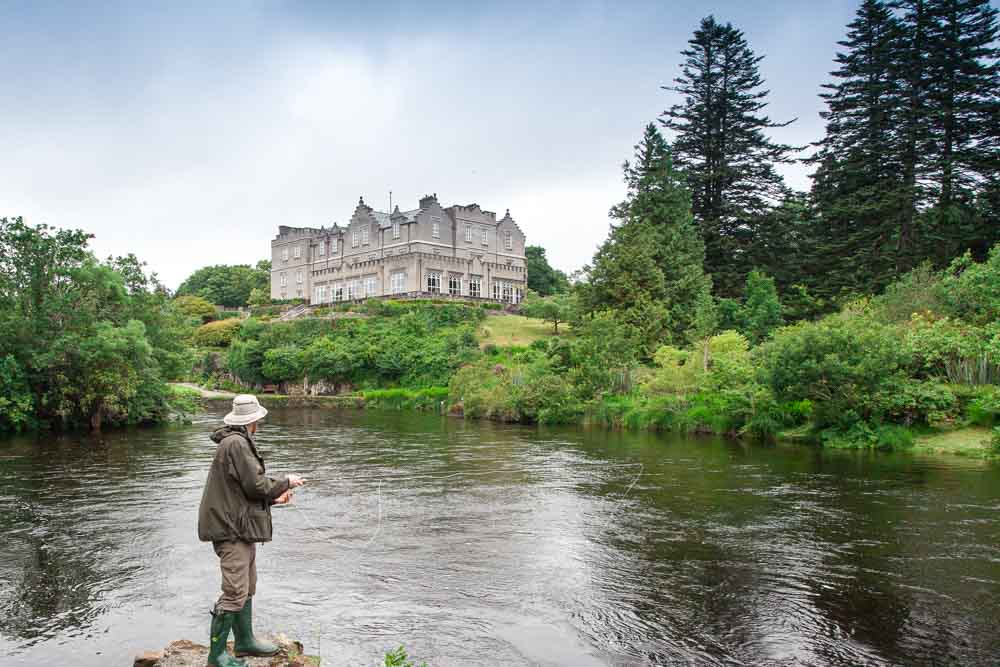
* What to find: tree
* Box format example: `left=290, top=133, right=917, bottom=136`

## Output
left=176, top=262, right=270, bottom=308
left=920, top=0, right=1000, bottom=261
left=810, top=0, right=910, bottom=292
left=661, top=16, right=798, bottom=295
left=173, top=295, right=217, bottom=323
left=0, top=217, right=186, bottom=432
left=525, top=246, right=570, bottom=295
left=583, top=124, right=715, bottom=351
left=521, top=291, right=576, bottom=334
left=740, top=270, right=783, bottom=344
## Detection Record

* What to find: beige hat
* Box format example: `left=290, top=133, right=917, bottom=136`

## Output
left=224, top=394, right=268, bottom=426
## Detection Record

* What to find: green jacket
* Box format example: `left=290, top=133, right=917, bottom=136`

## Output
left=197, top=425, right=290, bottom=543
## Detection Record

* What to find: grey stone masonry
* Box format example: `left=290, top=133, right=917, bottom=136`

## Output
left=270, top=193, right=528, bottom=304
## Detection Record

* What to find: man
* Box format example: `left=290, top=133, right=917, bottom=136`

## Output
left=197, top=394, right=305, bottom=667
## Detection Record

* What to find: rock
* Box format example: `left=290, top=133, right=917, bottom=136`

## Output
left=134, top=635, right=318, bottom=666
left=133, top=650, right=163, bottom=667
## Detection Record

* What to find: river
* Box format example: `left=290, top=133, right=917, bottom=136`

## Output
left=1, top=406, right=998, bottom=666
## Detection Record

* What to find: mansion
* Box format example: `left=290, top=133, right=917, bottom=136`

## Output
left=271, top=193, right=528, bottom=305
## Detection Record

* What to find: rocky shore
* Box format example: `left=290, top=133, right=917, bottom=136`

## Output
left=133, top=635, right=319, bottom=666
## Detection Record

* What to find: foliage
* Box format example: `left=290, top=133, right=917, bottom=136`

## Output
left=383, top=645, right=427, bottom=667
left=661, top=16, right=798, bottom=295
left=173, top=295, right=217, bottom=323
left=520, top=291, right=577, bottom=334
left=449, top=351, right=584, bottom=424
left=248, top=287, right=270, bottom=308
left=175, top=260, right=270, bottom=308
left=222, top=303, right=482, bottom=389
left=192, top=318, right=243, bottom=348
left=581, top=124, right=714, bottom=351
left=0, top=218, right=189, bottom=431
left=905, top=314, right=1000, bottom=385
left=740, top=271, right=783, bottom=343
left=362, top=387, right=449, bottom=411
left=525, top=245, right=570, bottom=295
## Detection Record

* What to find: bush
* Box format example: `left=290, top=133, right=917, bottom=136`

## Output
left=261, top=346, right=304, bottom=382
left=363, top=387, right=449, bottom=411
left=173, top=295, right=217, bottom=323
left=192, top=318, right=242, bottom=347
left=760, top=309, right=912, bottom=429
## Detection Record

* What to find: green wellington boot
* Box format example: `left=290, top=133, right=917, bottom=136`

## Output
left=233, top=597, right=280, bottom=658
left=208, top=609, right=247, bottom=667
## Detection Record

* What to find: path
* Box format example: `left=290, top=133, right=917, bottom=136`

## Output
left=170, top=382, right=237, bottom=400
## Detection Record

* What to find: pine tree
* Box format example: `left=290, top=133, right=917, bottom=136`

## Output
left=660, top=16, right=798, bottom=296
left=811, top=0, right=909, bottom=293
left=583, top=124, right=715, bottom=349
left=920, top=0, right=1000, bottom=259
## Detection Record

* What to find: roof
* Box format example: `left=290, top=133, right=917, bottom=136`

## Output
left=372, top=208, right=419, bottom=228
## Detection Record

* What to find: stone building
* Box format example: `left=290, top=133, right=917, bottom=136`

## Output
left=271, top=194, right=528, bottom=305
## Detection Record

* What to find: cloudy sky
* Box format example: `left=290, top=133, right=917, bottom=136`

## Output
left=2, top=0, right=867, bottom=289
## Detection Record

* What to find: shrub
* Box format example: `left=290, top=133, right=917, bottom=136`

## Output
left=173, top=295, right=217, bottom=323
left=192, top=318, right=242, bottom=347
left=760, top=309, right=912, bottom=429
left=906, top=314, right=1000, bottom=384
left=261, top=346, right=304, bottom=382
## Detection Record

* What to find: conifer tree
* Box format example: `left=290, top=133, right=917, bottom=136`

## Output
left=583, top=124, right=715, bottom=349
left=811, top=0, right=909, bottom=292
left=661, top=16, right=798, bottom=296
left=920, top=0, right=1000, bottom=259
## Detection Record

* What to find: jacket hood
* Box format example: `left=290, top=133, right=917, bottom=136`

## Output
left=211, top=424, right=250, bottom=444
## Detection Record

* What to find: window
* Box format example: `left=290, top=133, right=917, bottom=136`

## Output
left=493, top=281, right=500, bottom=300
left=352, top=231, right=359, bottom=248
left=469, top=278, right=481, bottom=298
left=432, top=219, right=440, bottom=239
left=362, top=226, right=369, bottom=245
left=514, top=288, right=523, bottom=304
left=364, top=276, right=377, bottom=297
left=505, top=231, right=512, bottom=251
left=393, top=222, right=400, bottom=239
left=280, top=272, right=287, bottom=287
left=448, top=274, right=462, bottom=296
left=294, top=245, right=301, bottom=259
left=481, top=228, right=488, bottom=246
left=465, top=225, right=472, bottom=242
left=346, top=282, right=355, bottom=300
left=318, top=242, right=325, bottom=257
left=502, top=282, right=513, bottom=303
left=391, top=272, right=406, bottom=294
left=427, top=272, right=440, bottom=293
left=332, top=238, right=338, bottom=253
left=281, top=247, right=289, bottom=262
left=334, top=283, right=343, bottom=301
left=296, top=270, right=303, bottom=284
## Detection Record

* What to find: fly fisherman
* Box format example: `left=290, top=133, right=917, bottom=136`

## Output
left=197, top=394, right=305, bottom=667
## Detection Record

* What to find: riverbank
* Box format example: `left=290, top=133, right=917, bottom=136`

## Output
left=179, top=382, right=999, bottom=459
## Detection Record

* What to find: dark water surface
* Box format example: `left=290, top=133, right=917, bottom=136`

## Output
left=1, top=407, right=999, bottom=666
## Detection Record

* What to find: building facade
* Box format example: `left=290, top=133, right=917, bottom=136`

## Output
left=270, top=194, right=527, bottom=305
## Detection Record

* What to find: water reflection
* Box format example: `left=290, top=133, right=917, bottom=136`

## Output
left=1, top=408, right=999, bottom=666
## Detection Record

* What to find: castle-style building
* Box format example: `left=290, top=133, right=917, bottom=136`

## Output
left=271, top=194, right=527, bottom=305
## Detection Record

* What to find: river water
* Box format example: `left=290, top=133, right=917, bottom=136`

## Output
left=1, top=406, right=999, bottom=666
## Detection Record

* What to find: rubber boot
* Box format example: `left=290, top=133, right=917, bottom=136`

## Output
left=233, top=597, right=279, bottom=657
left=208, top=608, right=247, bottom=667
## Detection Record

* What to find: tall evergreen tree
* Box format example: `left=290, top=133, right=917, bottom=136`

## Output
left=811, top=0, right=909, bottom=293
left=583, top=124, right=715, bottom=349
left=661, top=16, right=798, bottom=296
left=920, top=0, right=1000, bottom=259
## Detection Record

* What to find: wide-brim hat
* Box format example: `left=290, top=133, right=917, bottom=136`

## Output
left=224, top=394, right=268, bottom=426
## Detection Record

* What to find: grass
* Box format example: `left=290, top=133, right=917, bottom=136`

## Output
left=477, top=314, right=569, bottom=348
left=912, top=425, right=996, bottom=457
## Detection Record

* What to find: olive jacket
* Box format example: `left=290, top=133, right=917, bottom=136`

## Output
left=197, top=425, right=290, bottom=543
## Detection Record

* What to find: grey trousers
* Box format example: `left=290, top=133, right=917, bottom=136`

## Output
left=212, top=540, right=257, bottom=612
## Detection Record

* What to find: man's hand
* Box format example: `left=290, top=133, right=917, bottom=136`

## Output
left=274, top=489, right=294, bottom=505
left=287, top=474, right=306, bottom=488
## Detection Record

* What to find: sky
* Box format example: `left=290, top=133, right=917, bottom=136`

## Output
left=1, top=0, right=868, bottom=289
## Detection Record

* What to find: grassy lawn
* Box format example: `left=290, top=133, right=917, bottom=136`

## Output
left=912, top=426, right=995, bottom=457
left=477, top=314, right=568, bottom=348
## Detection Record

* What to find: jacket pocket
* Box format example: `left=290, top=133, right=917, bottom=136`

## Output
left=239, top=504, right=273, bottom=542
